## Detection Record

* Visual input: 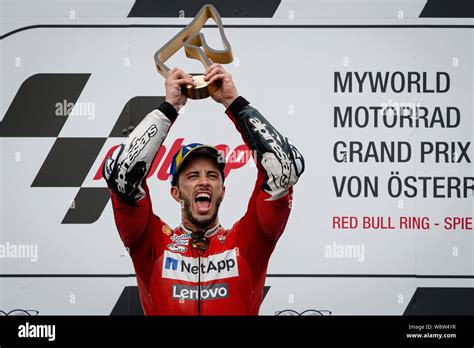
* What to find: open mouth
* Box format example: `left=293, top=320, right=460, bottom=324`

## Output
left=194, top=192, right=212, bottom=214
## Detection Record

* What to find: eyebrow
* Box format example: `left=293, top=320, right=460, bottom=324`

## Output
left=185, top=169, right=219, bottom=176
left=185, top=170, right=200, bottom=176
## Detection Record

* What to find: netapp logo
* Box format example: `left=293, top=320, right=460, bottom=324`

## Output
left=164, top=256, right=178, bottom=270
left=162, top=249, right=239, bottom=282
left=172, top=283, right=229, bottom=301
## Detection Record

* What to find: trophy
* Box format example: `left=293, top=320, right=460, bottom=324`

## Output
left=154, top=4, right=233, bottom=100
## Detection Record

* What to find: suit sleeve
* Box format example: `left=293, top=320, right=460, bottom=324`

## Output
left=226, top=96, right=305, bottom=243
left=103, top=101, right=178, bottom=246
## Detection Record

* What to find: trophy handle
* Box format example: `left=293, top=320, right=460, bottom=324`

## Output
left=154, top=4, right=233, bottom=99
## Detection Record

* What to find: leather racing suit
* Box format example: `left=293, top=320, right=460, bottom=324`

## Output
left=103, top=96, right=305, bottom=315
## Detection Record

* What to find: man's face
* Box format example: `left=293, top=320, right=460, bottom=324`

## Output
left=171, top=155, right=225, bottom=229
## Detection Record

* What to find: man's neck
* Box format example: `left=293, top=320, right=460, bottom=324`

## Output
left=181, top=220, right=221, bottom=237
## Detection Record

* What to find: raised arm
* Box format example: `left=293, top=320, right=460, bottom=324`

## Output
left=226, top=97, right=305, bottom=201
left=226, top=97, right=305, bottom=241
left=103, top=68, right=195, bottom=245
left=204, top=63, right=305, bottom=242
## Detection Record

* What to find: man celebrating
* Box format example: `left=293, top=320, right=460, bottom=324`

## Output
left=103, top=63, right=305, bottom=315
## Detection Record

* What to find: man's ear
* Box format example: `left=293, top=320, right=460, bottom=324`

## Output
left=170, top=186, right=180, bottom=203
left=222, top=185, right=226, bottom=201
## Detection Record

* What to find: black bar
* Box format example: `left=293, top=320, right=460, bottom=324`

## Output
left=2, top=24, right=474, bottom=40
left=0, top=316, right=473, bottom=346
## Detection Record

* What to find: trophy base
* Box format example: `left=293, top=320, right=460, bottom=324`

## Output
left=182, top=75, right=219, bottom=100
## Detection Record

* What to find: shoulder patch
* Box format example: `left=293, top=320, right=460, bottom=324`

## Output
left=162, top=225, right=172, bottom=236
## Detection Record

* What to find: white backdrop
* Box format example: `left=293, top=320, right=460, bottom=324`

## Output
left=1, top=0, right=473, bottom=315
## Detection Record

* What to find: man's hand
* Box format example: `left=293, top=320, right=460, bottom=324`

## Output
left=165, top=67, right=196, bottom=112
left=204, top=63, right=239, bottom=108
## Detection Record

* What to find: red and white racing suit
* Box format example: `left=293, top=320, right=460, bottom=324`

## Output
left=103, top=97, right=305, bottom=315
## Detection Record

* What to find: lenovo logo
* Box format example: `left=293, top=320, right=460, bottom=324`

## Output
left=172, top=283, right=229, bottom=301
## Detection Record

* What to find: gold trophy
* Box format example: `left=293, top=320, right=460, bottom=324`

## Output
left=154, top=4, right=233, bottom=100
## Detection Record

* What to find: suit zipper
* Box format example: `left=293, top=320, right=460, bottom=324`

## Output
left=197, top=249, right=203, bottom=316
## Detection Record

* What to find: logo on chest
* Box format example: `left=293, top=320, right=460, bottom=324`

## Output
left=172, top=283, right=229, bottom=301
left=170, top=234, right=189, bottom=245
left=167, top=232, right=190, bottom=253
left=217, top=234, right=227, bottom=244
left=162, top=249, right=239, bottom=282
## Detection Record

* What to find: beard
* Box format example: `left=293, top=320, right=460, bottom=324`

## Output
left=180, top=190, right=223, bottom=229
